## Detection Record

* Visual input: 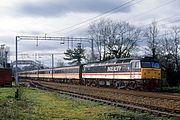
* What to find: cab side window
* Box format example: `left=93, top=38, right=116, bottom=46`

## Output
left=135, top=62, right=140, bottom=68
left=132, top=62, right=136, bottom=69
left=131, top=61, right=140, bottom=69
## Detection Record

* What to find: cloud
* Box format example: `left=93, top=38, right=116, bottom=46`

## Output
left=16, top=0, right=131, bottom=17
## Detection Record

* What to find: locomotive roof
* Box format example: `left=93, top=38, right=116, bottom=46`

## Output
left=140, top=57, right=159, bottom=62
left=85, top=57, right=159, bottom=66
left=85, top=57, right=135, bottom=66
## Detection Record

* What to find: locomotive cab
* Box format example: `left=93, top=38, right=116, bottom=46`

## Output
left=140, top=58, right=161, bottom=90
left=129, top=57, right=161, bottom=90
left=130, top=58, right=161, bottom=80
left=140, top=59, right=161, bottom=80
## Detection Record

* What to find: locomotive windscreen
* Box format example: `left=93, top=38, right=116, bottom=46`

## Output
left=141, top=61, right=160, bottom=68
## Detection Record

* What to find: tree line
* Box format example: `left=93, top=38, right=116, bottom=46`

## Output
left=64, top=19, right=180, bottom=86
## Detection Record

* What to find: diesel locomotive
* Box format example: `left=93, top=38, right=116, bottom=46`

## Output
left=19, top=57, right=161, bottom=90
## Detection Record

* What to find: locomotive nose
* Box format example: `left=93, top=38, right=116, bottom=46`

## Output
left=141, top=68, right=161, bottom=79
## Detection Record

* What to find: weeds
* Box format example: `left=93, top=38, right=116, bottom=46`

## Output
left=0, top=87, right=177, bottom=120
left=157, top=86, right=180, bottom=93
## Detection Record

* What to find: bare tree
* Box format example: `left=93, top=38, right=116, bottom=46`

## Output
left=170, top=26, right=180, bottom=71
left=56, top=60, right=65, bottom=67
left=158, top=32, right=173, bottom=70
left=157, top=28, right=180, bottom=86
left=144, top=21, right=159, bottom=59
left=106, top=22, right=141, bottom=58
left=88, top=19, right=112, bottom=61
left=88, top=19, right=141, bottom=61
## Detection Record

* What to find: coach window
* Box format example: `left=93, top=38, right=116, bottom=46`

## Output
left=131, top=61, right=140, bottom=69
left=87, top=67, right=90, bottom=71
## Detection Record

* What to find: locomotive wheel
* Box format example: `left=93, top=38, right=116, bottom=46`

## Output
left=113, top=81, right=119, bottom=89
left=117, top=81, right=126, bottom=89
left=127, top=81, right=137, bottom=90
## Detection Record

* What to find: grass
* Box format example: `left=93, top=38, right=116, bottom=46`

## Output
left=0, top=87, right=178, bottom=120
left=157, top=86, right=180, bottom=93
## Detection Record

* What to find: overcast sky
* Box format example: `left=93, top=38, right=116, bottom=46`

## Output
left=0, top=0, right=180, bottom=65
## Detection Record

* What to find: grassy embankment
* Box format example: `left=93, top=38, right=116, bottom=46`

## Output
left=0, top=87, right=178, bottom=120
left=157, top=86, right=180, bottom=93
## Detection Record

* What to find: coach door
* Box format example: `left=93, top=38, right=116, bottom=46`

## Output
left=130, top=60, right=140, bottom=79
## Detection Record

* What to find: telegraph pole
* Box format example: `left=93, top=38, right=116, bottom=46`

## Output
left=15, top=36, right=19, bottom=86
left=15, top=36, right=20, bottom=99
left=5, top=51, right=8, bottom=68
left=52, top=54, right=54, bottom=79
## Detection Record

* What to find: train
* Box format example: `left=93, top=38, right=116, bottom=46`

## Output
left=0, top=68, right=12, bottom=87
left=19, top=57, right=161, bottom=90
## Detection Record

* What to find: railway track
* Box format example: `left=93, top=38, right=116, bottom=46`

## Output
left=22, top=80, right=180, bottom=118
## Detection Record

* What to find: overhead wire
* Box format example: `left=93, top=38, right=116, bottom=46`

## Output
left=57, top=0, right=146, bottom=36
left=47, top=0, right=141, bottom=35
left=126, top=0, right=177, bottom=21
left=48, top=0, right=178, bottom=36
left=45, top=0, right=180, bottom=50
